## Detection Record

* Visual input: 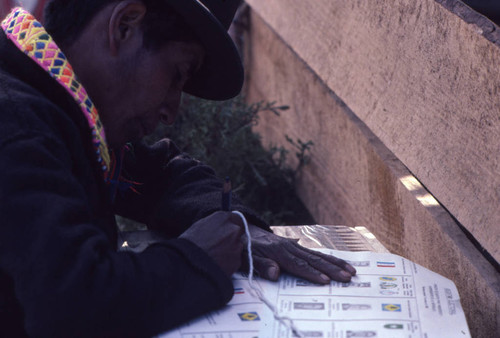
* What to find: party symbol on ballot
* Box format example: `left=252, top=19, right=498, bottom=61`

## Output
left=382, top=303, right=401, bottom=312
left=380, top=282, right=398, bottom=289
left=238, top=312, right=260, bottom=321
left=379, top=276, right=397, bottom=281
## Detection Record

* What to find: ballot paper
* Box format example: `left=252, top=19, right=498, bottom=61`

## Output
left=159, top=249, right=471, bottom=338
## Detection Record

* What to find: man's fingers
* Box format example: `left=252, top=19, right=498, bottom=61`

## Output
left=180, top=211, right=246, bottom=277
left=286, top=243, right=355, bottom=281
left=247, top=225, right=356, bottom=284
left=250, top=251, right=351, bottom=284
left=257, top=244, right=337, bottom=284
left=291, top=242, right=357, bottom=276
left=281, top=256, right=335, bottom=284
left=252, top=255, right=280, bottom=281
left=252, top=252, right=330, bottom=284
left=286, top=249, right=352, bottom=282
left=228, top=212, right=245, bottom=235
left=246, top=245, right=331, bottom=284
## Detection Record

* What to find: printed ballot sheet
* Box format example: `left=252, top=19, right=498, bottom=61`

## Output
left=159, top=249, right=471, bottom=338
left=159, top=273, right=264, bottom=338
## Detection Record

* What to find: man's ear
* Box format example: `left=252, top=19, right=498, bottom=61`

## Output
left=108, top=0, right=146, bottom=56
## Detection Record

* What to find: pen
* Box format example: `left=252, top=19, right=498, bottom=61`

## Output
left=222, top=176, right=232, bottom=211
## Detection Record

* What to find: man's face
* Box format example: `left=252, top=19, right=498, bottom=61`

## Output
left=97, top=40, right=205, bottom=148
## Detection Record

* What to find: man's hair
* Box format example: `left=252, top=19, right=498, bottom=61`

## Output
left=44, top=0, right=197, bottom=50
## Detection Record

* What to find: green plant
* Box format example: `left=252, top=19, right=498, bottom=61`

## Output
left=146, top=94, right=315, bottom=225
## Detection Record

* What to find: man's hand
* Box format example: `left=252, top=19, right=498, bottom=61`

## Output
left=179, top=211, right=244, bottom=277
left=246, top=224, right=356, bottom=284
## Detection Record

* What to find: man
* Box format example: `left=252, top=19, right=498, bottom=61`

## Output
left=0, top=0, right=356, bottom=336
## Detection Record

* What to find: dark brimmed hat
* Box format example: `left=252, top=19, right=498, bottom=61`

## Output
left=164, top=0, right=243, bottom=100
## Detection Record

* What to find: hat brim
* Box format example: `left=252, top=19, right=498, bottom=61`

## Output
left=164, top=0, right=244, bottom=101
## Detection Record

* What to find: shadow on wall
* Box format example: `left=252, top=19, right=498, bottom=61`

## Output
left=462, top=0, right=500, bottom=25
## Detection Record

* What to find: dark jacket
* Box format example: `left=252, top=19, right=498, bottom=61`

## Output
left=0, top=30, right=266, bottom=337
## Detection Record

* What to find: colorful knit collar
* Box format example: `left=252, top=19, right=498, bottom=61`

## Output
left=1, top=8, right=111, bottom=177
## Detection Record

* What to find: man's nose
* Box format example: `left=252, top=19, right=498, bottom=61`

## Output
left=159, top=93, right=182, bottom=125
left=159, top=107, right=177, bottom=125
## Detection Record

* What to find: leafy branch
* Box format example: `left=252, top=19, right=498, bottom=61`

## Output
left=147, top=95, right=314, bottom=225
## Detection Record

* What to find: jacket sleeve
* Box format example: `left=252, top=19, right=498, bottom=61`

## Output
left=114, top=139, right=270, bottom=237
left=0, top=132, right=234, bottom=337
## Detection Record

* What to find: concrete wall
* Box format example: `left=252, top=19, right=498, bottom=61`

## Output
left=242, top=1, right=500, bottom=336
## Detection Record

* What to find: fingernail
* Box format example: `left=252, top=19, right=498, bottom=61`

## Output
left=268, top=266, right=278, bottom=280
left=340, top=271, right=352, bottom=280
left=346, top=266, right=357, bottom=275
left=320, top=274, right=330, bottom=282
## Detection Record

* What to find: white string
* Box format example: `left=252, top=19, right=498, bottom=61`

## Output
left=231, top=210, right=303, bottom=337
